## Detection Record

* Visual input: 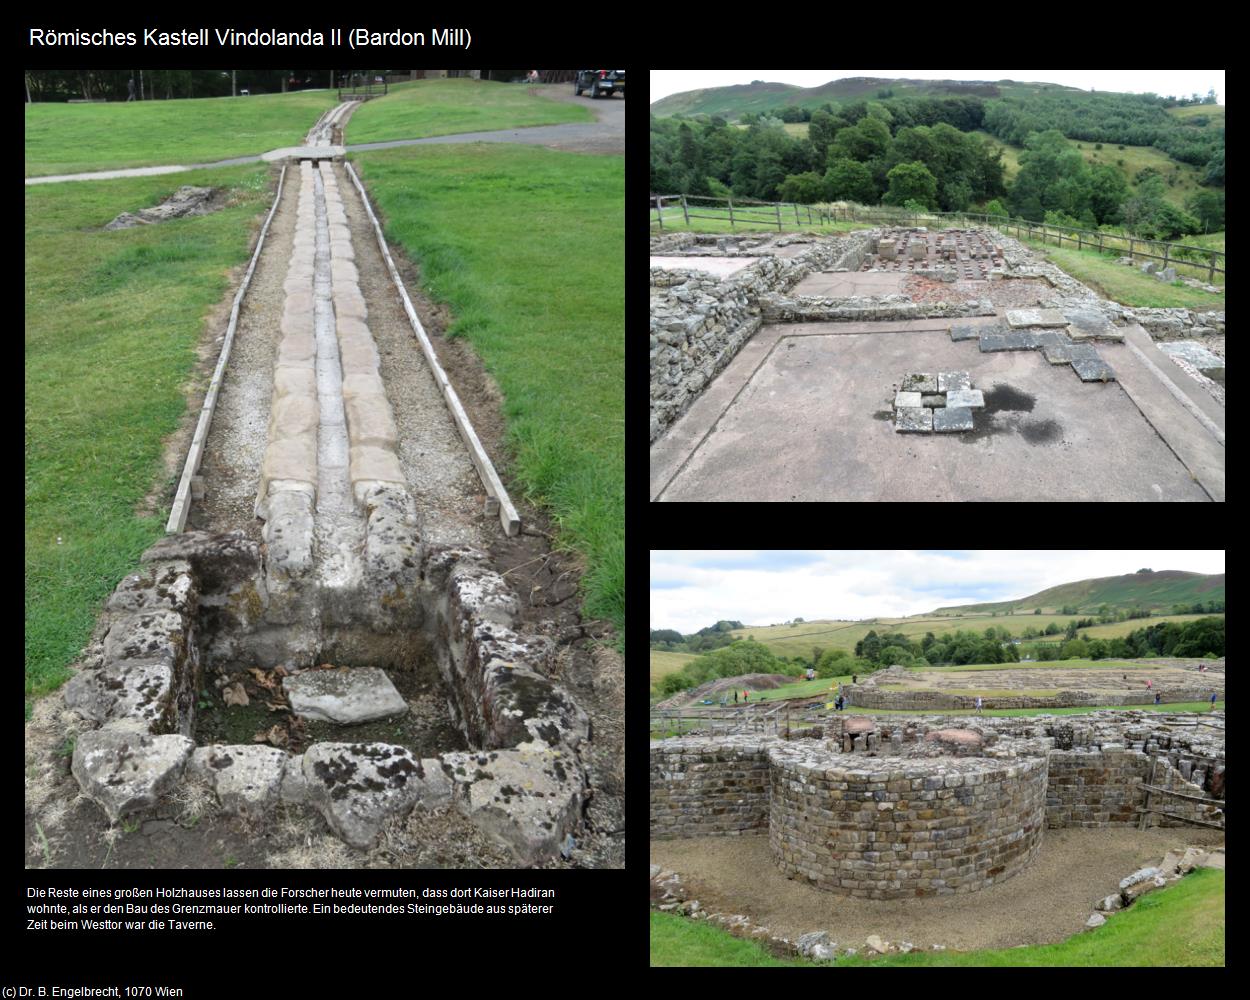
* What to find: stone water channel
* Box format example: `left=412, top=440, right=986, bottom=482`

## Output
left=62, top=112, right=596, bottom=866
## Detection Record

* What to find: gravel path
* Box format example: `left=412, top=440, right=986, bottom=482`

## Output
left=190, top=166, right=293, bottom=538
left=651, top=828, right=1224, bottom=951
left=335, top=161, right=486, bottom=546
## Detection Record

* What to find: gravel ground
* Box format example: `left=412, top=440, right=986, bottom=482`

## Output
left=650, top=827, right=1224, bottom=951
left=334, top=161, right=487, bottom=546
left=903, top=275, right=1054, bottom=308
left=189, top=164, right=292, bottom=538
left=1159, top=335, right=1225, bottom=408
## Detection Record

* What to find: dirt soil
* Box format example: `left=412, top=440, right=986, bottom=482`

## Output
left=657, top=674, right=799, bottom=709
left=903, top=275, right=1054, bottom=308
left=650, top=828, right=1225, bottom=951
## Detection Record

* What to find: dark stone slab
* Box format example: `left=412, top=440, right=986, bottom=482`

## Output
left=980, top=330, right=1037, bottom=352
left=1067, top=343, right=1103, bottom=363
left=933, top=406, right=974, bottom=432
left=950, top=323, right=986, bottom=342
left=1072, top=358, right=1116, bottom=382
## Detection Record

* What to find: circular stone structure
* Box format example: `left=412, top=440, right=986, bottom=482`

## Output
left=767, top=742, right=1045, bottom=899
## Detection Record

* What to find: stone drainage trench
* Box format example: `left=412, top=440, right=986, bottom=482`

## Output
left=60, top=123, right=595, bottom=867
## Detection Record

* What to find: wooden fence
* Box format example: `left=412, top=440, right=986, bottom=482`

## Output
left=649, top=195, right=1225, bottom=283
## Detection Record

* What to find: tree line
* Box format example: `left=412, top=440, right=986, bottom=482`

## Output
left=24, top=69, right=332, bottom=102
left=651, top=616, right=1224, bottom=699
left=651, top=89, right=1224, bottom=242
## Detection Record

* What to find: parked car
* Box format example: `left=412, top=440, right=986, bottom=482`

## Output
left=574, top=69, right=624, bottom=99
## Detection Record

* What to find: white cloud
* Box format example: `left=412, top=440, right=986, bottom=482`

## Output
left=649, top=550, right=1224, bottom=633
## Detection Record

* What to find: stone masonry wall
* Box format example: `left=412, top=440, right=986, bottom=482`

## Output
left=767, top=744, right=1046, bottom=899
left=650, top=738, right=771, bottom=838
left=649, top=235, right=868, bottom=442
left=844, top=686, right=1219, bottom=712
left=1044, top=748, right=1150, bottom=827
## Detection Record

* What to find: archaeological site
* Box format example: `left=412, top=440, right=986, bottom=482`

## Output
left=650, top=227, right=1224, bottom=502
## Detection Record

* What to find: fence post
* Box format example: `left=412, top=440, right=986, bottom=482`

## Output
left=1129, top=237, right=1134, bottom=262
left=1078, top=228, right=1083, bottom=251
left=1209, top=253, right=1216, bottom=283
left=1162, top=241, right=1170, bottom=268
left=654, top=195, right=663, bottom=230
left=776, top=201, right=782, bottom=231
left=681, top=193, right=689, bottom=227
left=728, top=196, right=735, bottom=230
left=1099, top=232, right=1104, bottom=254
left=795, top=201, right=801, bottom=225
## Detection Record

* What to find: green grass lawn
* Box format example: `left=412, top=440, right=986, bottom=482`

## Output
left=351, top=143, right=622, bottom=639
left=25, top=92, right=337, bottom=177
left=650, top=650, right=698, bottom=686
left=1017, top=237, right=1226, bottom=307
left=345, top=79, right=592, bottom=145
left=25, top=165, right=275, bottom=707
left=652, top=867, right=1224, bottom=966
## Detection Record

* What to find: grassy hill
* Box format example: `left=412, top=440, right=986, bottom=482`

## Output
left=932, top=571, right=1223, bottom=616
left=973, top=132, right=1208, bottom=210
left=651, top=77, right=1076, bottom=118
left=650, top=650, right=698, bottom=687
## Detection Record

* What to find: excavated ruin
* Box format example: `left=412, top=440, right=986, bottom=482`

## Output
left=651, top=712, right=1224, bottom=899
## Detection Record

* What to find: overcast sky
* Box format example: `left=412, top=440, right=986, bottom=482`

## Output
left=650, top=70, right=1225, bottom=106
left=650, top=551, right=1225, bottom=633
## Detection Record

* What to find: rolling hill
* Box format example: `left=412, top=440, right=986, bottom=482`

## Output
left=650, top=77, right=1072, bottom=118
left=931, top=571, right=1223, bottom=616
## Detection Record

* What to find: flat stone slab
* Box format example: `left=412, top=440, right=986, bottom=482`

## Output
left=979, top=330, right=1036, bottom=352
left=945, top=389, right=985, bottom=408
left=949, top=323, right=983, bottom=342
left=901, top=373, right=937, bottom=393
left=1072, top=358, right=1116, bottom=382
left=64, top=659, right=175, bottom=731
left=283, top=667, right=408, bottom=723
left=920, top=394, right=946, bottom=408
left=1062, top=308, right=1117, bottom=337
left=894, top=391, right=922, bottom=408
left=650, top=256, right=762, bottom=278
left=1067, top=343, right=1104, bottom=363
left=1157, top=340, right=1225, bottom=377
left=72, top=723, right=193, bottom=822
left=1005, top=308, right=1068, bottom=328
left=937, top=371, right=971, bottom=393
left=894, top=407, right=932, bottom=433
left=933, top=406, right=974, bottom=432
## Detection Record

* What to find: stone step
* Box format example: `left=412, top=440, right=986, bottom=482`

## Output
left=283, top=666, right=408, bottom=723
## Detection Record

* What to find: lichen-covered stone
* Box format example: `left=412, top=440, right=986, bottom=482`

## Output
left=444, top=746, right=587, bottom=865
left=105, top=560, right=196, bottom=616
left=64, top=659, right=176, bottom=732
left=188, top=744, right=288, bottom=814
left=283, top=667, right=408, bottom=724
left=302, top=742, right=430, bottom=848
left=72, top=722, right=193, bottom=822
left=140, top=531, right=260, bottom=592
left=894, top=407, right=932, bottom=433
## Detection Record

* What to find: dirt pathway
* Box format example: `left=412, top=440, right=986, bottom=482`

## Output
left=651, top=828, right=1224, bottom=950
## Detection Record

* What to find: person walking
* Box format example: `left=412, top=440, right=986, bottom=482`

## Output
left=1210, top=692, right=1218, bottom=711
left=1154, top=692, right=1161, bottom=705
left=734, top=690, right=738, bottom=705
left=744, top=690, right=749, bottom=703
left=852, top=674, right=858, bottom=685
left=1146, top=678, right=1152, bottom=691
left=975, top=696, right=983, bottom=716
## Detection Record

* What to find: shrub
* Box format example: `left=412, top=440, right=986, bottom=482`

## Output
left=1095, top=143, right=1103, bottom=150
left=1117, top=144, right=1125, bottom=150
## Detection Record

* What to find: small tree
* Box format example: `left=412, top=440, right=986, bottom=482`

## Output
left=883, top=161, right=939, bottom=210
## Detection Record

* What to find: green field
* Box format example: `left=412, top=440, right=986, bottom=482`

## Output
left=720, top=614, right=1217, bottom=660
left=352, top=143, right=623, bottom=637
left=1018, top=237, right=1226, bottom=306
left=24, top=91, right=338, bottom=177
left=652, top=867, right=1225, bottom=966
left=345, top=79, right=591, bottom=145
left=650, top=650, right=698, bottom=686
left=25, top=165, right=275, bottom=707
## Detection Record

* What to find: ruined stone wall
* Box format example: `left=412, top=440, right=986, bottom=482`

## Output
left=649, top=737, right=771, bottom=838
left=843, top=687, right=1218, bottom=712
left=649, top=235, right=868, bottom=442
left=768, top=745, right=1046, bottom=899
left=1044, top=748, right=1150, bottom=827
